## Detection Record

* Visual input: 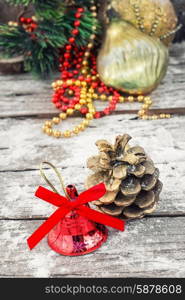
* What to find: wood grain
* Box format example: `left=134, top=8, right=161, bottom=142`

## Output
left=0, top=160, right=185, bottom=219
left=0, top=217, right=185, bottom=278
left=0, top=115, right=185, bottom=172
left=0, top=43, right=185, bottom=118
left=0, top=42, right=185, bottom=278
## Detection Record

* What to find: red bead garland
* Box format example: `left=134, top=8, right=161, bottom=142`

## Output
left=43, top=1, right=171, bottom=138
left=19, top=16, right=38, bottom=32
left=51, top=5, right=123, bottom=119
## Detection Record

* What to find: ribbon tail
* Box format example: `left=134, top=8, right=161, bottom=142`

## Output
left=27, top=206, right=70, bottom=250
left=79, top=206, right=125, bottom=231
left=35, top=186, right=68, bottom=207
left=75, top=183, right=106, bottom=206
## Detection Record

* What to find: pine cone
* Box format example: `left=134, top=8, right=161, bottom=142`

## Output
left=85, top=134, right=162, bottom=219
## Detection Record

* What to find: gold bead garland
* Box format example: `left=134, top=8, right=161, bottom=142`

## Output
left=43, top=90, right=171, bottom=138
left=42, top=1, right=172, bottom=139
left=43, top=83, right=95, bottom=138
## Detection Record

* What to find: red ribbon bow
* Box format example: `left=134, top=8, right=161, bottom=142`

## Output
left=27, top=183, right=125, bottom=250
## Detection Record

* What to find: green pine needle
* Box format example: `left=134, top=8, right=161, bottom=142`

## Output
left=1, top=1, right=101, bottom=77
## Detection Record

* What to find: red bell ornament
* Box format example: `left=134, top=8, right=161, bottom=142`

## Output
left=48, top=185, right=108, bottom=256
left=27, top=162, right=125, bottom=256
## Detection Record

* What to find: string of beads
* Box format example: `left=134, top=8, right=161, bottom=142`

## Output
left=42, top=0, right=171, bottom=139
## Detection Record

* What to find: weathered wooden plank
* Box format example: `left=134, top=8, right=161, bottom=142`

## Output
left=0, top=43, right=185, bottom=118
left=0, top=217, right=185, bottom=277
left=0, top=0, right=24, bottom=23
left=0, top=160, right=185, bottom=219
left=0, top=115, right=185, bottom=172
left=0, top=76, right=58, bottom=117
left=0, top=115, right=184, bottom=218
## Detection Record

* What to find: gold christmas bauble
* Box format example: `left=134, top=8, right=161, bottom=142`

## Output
left=97, top=19, right=169, bottom=95
left=102, top=0, right=178, bottom=46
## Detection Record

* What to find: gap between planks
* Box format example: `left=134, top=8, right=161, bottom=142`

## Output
left=1, top=214, right=185, bottom=221
left=0, top=160, right=180, bottom=173
left=0, top=108, right=185, bottom=119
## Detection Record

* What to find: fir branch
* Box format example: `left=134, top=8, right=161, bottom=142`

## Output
left=24, top=44, right=59, bottom=77
left=0, top=24, right=29, bottom=55
left=1, top=1, right=101, bottom=77
left=63, top=9, right=100, bottom=47
left=6, top=0, right=35, bottom=6
left=0, top=22, right=67, bottom=77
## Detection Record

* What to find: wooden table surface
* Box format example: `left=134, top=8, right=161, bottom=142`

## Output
left=0, top=43, right=185, bottom=278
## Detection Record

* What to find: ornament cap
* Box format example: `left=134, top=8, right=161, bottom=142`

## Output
left=66, top=184, right=78, bottom=201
